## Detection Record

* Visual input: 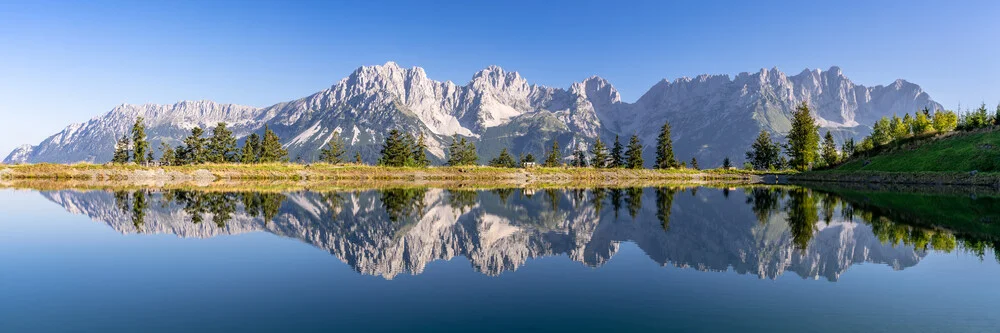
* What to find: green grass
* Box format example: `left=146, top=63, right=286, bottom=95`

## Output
left=830, top=129, right=1000, bottom=173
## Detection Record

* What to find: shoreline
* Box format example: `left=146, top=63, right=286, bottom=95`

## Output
left=789, top=170, right=1000, bottom=187
left=0, top=163, right=768, bottom=189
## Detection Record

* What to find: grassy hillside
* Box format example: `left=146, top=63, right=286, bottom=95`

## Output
left=831, top=129, right=1000, bottom=173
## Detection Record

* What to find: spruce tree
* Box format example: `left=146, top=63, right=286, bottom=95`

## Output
left=319, top=130, right=347, bottom=164
left=890, top=114, right=909, bottom=141
left=571, top=149, right=588, bottom=167
left=240, top=133, right=261, bottom=164
left=488, top=148, right=517, bottom=168
left=447, top=135, right=464, bottom=166
left=543, top=139, right=561, bottom=167
left=180, top=127, right=207, bottom=165
left=207, top=122, right=237, bottom=163
left=624, top=134, right=644, bottom=169
left=590, top=138, right=609, bottom=168
left=786, top=102, right=820, bottom=171
left=655, top=121, right=677, bottom=169
left=259, top=125, right=288, bottom=163
left=131, top=117, right=149, bottom=164
left=380, top=129, right=412, bottom=167
left=354, top=151, right=363, bottom=164
left=871, top=116, right=893, bottom=146
left=821, top=131, right=839, bottom=166
left=461, top=141, right=478, bottom=165
left=412, top=133, right=430, bottom=167
left=520, top=153, right=535, bottom=165
left=159, top=142, right=175, bottom=166
left=722, top=156, right=732, bottom=169
left=112, top=134, right=131, bottom=164
left=610, top=135, right=624, bottom=168
left=690, top=157, right=698, bottom=170
left=746, top=130, right=781, bottom=170
left=842, top=138, right=855, bottom=158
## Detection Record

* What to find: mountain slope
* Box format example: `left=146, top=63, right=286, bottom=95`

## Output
left=4, top=63, right=942, bottom=165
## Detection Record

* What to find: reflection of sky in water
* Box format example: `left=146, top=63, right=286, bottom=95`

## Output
left=0, top=189, right=998, bottom=332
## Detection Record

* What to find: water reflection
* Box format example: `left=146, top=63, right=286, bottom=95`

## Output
left=43, top=186, right=999, bottom=280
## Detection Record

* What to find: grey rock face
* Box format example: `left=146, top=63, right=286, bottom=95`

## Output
left=6, top=64, right=940, bottom=165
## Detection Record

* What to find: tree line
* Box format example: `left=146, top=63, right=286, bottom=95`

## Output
left=742, top=102, right=983, bottom=171
left=113, top=118, right=288, bottom=165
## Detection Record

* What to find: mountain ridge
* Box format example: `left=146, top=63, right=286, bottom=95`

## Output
left=5, top=62, right=942, bottom=165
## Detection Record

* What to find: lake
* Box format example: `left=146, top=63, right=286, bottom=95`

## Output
left=1, top=185, right=998, bottom=332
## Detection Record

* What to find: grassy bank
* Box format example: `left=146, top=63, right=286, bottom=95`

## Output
left=0, top=163, right=767, bottom=188
left=793, top=129, right=1000, bottom=186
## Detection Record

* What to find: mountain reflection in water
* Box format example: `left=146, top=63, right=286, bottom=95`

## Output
left=44, top=186, right=998, bottom=280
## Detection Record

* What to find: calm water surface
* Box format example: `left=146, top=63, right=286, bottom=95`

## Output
left=1, top=186, right=998, bottom=332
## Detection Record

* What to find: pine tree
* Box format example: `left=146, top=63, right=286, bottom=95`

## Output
left=655, top=121, right=677, bottom=169
left=159, top=142, right=175, bottom=166
left=488, top=148, right=517, bottom=168
left=610, top=135, right=624, bottom=168
left=544, top=139, right=561, bottom=167
left=871, top=116, right=893, bottom=146
left=745, top=130, right=781, bottom=170
left=240, top=133, right=261, bottom=164
left=690, top=157, right=699, bottom=170
left=842, top=137, right=855, bottom=158
left=890, top=114, right=909, bottom=141
left=722, top=156, right=732, bottom=169
left=520, top=153, right=535, bottom=165
left=179, top=127, right=207, bottom=165
left=624, top=134, right=644, bottom=169
left=820, top=131, right=839, bottom=166
left=786, top=102, right=820, bottom=171
left=318, top=130, right=347, bottom=164
left=461, top=141, right=478, bottom=165
left=571, top=149, right=588, bottom=167
left=131, top=117, right=149, bottom=164
left=380, top=129, right=413, bottom=167
left=412, top=132, right=430, bottom=167
left=112, top=134, right=131, bottom=164
left=446, top=135, right=464, bottom=166
left=354, top=151, right=363, bottom=164
left=207, top=122, right=237, bottom=163
left=259, top=125, right=288, bottom=163
left=590, top=138, right=609, bottom=168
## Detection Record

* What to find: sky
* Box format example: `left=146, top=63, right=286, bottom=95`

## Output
left=1, top=0, right=998, bottom=155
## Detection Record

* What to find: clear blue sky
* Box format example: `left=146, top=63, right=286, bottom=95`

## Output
left=1, top=0, right=998, bottom=155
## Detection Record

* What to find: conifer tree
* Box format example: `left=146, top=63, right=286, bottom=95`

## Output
left=461, top=141, right=478, bottom=165
left=590, top=138, right=609, bottom=168
left=240, top=133, right=261, bottom=164
left=159, top=142, right=175, bottom=166
left=112, top=134, right=131, bottom=164
left=624, top=134, right=644, bottom=169
left=355, top=151, right=363, bottom=164
left=890, top=114, right=909, bottom=141
left=179, top=127, right=207, bottom=165
left=571, top=149, right=588, bottom=167
left=841, top=138, right=855, bottom=158
left=520, top=153, right=535, bottom=165
left=820, top=131, right=839, bottom=166
left=785, top=102, right=820, bottom=171
left=447, top=135, right=464, bottom=166
left=722, top=156, right=732, bottom=169
left=319, top=130, right=347, bottom=164
left=259, top=125, right=288, bottom=163
left=412, top=132, right=430, bottom=167
left=488, top=148, right=517, bottom=168
left=131, top=117, right=149, bottom=164
left=380, top=129, right=413, bottom=167
left=871, top=116, right=893, bottom=146
left=932, top=110, right=958, bottom=133
left=911, top=108, right=933, bottom=134
left=746, top=130, right=781, bottom=170
left=207, top=122, right=237, bottom=163
left=610, top=135, right=624, bottom=168
left=655, top=121, right=677, bottom=169
left=544, top=139, right=561, bottom=167
left=690, top=157, right=698, bottom=170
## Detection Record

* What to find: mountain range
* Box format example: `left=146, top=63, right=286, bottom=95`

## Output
left=4, top=62, right=942, bottom=165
